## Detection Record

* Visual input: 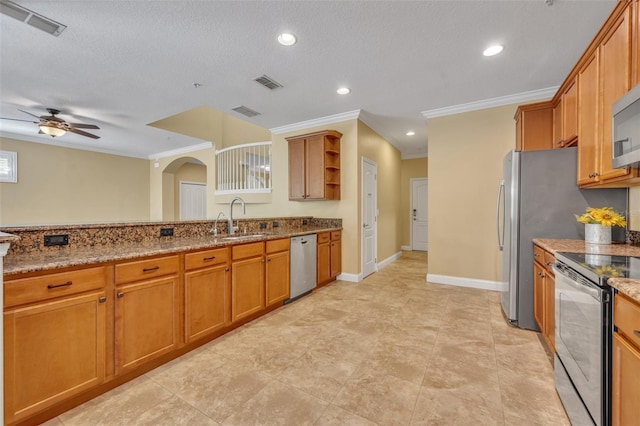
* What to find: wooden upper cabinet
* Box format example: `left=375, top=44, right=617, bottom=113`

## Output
left=578, top=53, right=600, bottom=185
left=553, top=99, right=563, bottom=148
left=598, top=6, right=633, bottom=182
left=286, top=130, right=342, bottom=200
left=514, top=102, right=554, bottom=151
left=562, top=78, right=578, bottom=145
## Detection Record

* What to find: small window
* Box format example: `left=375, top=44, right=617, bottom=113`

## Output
left=0, top=151, right=17, bottom=183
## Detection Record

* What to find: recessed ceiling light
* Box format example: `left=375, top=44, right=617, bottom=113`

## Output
left=483, top=45, right=504, bottom=57
left=406, top=131, right=415, bottom=136
left=277, top=33, right=296, bottom=46
left=337, top=87, right=351, bottom=95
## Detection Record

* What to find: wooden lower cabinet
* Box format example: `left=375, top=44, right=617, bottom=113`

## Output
left=231, top=242, right=265, bottom=322
left=533, top=244, right=555, bottom=351
left=185, top=264, right=230, bottom=343
left=265, top=239, right=290, bottom=306
left=115, top=276, right=180, bottom=374
left=317, top=233, right=331, bottom=286
left=330, top=231, right=342, bottom=279
left=4, top=290, right=107, bottom=424
left=612, top=332, right=640, bottom=426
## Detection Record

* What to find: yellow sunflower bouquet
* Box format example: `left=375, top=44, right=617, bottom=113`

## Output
left=575, top=207, right=627, bottom=227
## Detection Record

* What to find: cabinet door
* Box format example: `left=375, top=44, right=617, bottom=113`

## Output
left=330, top=239, right=342, bottom=279
left=317, top=242, right=331, bottom=285
left=578, top=53, right=600, bottom=185
left=305, top=135, right=326, bottom=199
left=231, top=256, right=265, bottom=322
left=533, top=262, right=545, bottom=332
left=115, top=276, right=179, bottom=374
left=288, top=138, right=306, bottom=200
left=562, top=79, right=578, bottom=144
left=185, top=265, right=230, bottom=343
left=612, top=333, right=640, bottom=426
left=266, top=250, right=290, bottom=306
left=553, top=100, right=563, bottom=148
left=599, top=9, right=632, bottom=182
left=545, top=273, right=556, bottom=352
left=4, top=291, right=106, bottom=424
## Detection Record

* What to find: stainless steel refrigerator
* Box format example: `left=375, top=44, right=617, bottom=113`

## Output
left=496, top=147, right=627, bottom=330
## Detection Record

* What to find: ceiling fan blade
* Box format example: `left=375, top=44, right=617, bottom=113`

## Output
left=67, top=127, right=100, bottom=139
left=18, top=109, right=42, bottom=119
left=0, top=117, right=37, bottom=123
left=69, top=123, right=100, bottom=129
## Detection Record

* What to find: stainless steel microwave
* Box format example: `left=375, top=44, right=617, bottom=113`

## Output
left=612, top=82, right=640, bottom=169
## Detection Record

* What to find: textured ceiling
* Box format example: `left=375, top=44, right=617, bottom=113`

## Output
left=0, top=0, right=616, bottom=159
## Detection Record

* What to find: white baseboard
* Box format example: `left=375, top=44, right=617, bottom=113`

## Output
left=378, top=251, right=402, bottom=270
left=426, top=273, right=506, bottom=292
left=401, top=245, right=412, bottom=251
left=337, top=272, right=361, bottom=283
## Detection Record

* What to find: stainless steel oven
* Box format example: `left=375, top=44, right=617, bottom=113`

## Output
left=553, top=252, right=613, bottom=426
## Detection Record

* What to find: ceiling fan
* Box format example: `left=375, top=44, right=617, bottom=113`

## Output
left=0, top=108, right=100, bottom=139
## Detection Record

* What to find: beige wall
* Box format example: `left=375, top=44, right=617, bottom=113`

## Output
left=400, top=157, right=428, bottom=247
left=357, top=121, right=403, bottom=263
left=0, top=137, right=149, bottom=226
left=221, top=114, right=272, bottom=148
left=629, top=187, right=640, bottom=230
left=427, top=104, right=517, bottom=282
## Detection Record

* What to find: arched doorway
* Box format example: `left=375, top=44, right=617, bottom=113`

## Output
left=161, top=157, right=207, bottom=220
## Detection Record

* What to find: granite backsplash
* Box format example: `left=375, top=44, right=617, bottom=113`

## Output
left=1, top=217, right=341, bottom=255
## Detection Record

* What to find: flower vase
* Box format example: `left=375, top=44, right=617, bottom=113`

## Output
left=585, top=223, right=612, bottom=245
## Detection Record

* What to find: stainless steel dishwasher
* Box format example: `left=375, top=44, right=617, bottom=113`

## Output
left=286, top=234, right=317, bottom=303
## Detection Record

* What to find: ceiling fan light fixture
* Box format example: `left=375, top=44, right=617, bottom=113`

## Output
left=39, top=124, right=66, bottom=137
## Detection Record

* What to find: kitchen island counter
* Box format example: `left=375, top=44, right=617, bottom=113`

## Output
left=533, top=238, right=640, bottom=304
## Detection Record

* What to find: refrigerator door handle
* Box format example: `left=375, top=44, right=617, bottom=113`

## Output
left=496, top=179, right=505, bottom=251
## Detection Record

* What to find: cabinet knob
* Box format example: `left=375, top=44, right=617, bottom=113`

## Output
left=117, top=292, right=124, bottom=298
left=98, top=296, right=107, bottom=303
left=225, top=267, right=230, bottom=272
left=267, top=258, right=272, bottom=262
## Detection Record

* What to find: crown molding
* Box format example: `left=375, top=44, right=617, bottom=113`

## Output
left=270, top=110, right=361, bottom=134
left=148, top=142, right=213, bottom=159
left=420, top=86, right=559, bottom=119
left=401, top=152, right=428, bottom=160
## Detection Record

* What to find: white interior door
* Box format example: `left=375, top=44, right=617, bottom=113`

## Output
left=411, top=178, right=428, bottom=251
left=362, top=158, right=377, bottom=279
left=180, top=181, right=206, bottom=220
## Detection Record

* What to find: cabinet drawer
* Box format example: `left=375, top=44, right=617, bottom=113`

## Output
left=185, top=248, right=229, bottom=270
left=318, top=232, right=330, bottom=244
left=266, top=238, right=289, bottom=254
left=4, top=266, right=107, bottom=308
left=330, top=230, right=342, bottom=241
left=232, top=242, right=264, bottom=260
left=115, top=255, right=179, bottom=284
left=533, top=245, right=545, bottom=264
left=615, top=294, right=640, bottom=349
left=544, top=251, right=556, bottom=273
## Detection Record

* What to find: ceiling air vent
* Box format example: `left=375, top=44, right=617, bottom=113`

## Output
left=232, top=105, right=261, bottom=117
left=253, top=75, right=283, bottom=90
left=0, top=0, right=66, bottom=36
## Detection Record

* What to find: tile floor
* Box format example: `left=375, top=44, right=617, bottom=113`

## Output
left=43, top=251, right=570, bottom=425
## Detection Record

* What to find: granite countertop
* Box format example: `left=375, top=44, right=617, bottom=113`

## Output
left=533, top=238, right=640, bottom=304
left=3, top=226, right=340, bottom=276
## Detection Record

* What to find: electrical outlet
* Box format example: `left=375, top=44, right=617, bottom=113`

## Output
left=272, top=221, right=279, bottom=228
left=302, top=219, right=308, bottom=225
left=44, top=234, right=69, bottom=246
left=160, top=227, right=174, bottom=237
left=260, top=222, right=267, bottom=229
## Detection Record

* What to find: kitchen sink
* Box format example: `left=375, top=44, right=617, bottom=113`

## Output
left=220, top=233, right=267, bottom=241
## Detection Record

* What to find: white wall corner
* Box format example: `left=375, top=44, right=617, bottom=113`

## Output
left=426, top=273, right=505, bottom=292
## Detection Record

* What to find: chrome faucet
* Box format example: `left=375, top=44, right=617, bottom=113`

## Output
left=228, top=197, right=245, bottom=235
left=212, top=212, right=226, bottom=236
